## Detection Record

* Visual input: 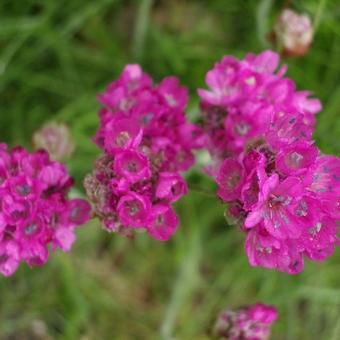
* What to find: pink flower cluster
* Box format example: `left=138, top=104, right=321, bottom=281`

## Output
left=214, top=303, right=278, bottom=340
left=0, top=144, right=91, bottom=276
left=199, top=50, right=340, bottom=274
left=199, top=50, right=321, bottom=162
left=84, top=65, right=204, bottom=241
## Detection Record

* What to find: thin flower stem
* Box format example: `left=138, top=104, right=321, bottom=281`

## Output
left=256, top=0, right=274, bottom=48
left=160, top=197, right=201, bottom=339
left=331, top=316, right=340, bottom=340
left=313, top=0, right=327, bottom=33
left=132, top=0, right=154, bottom=61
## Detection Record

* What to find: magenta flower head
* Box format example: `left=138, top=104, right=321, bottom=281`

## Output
left=198, top=50, right=321, bottom=161
left=199, top=51, right=340, bottom=274
left=85, top=64, right=204, bottom=241
left=214, top=303, right=278, bottom=340
left=0, top=144, right=91, bottom=276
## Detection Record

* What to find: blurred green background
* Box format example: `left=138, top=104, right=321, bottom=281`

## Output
left=1, top=0, right=340, bottom=339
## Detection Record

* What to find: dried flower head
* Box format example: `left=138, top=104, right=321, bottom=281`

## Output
left=274, top=9, right=314, bottom=57
left=33, top=121, right=75, bottom=161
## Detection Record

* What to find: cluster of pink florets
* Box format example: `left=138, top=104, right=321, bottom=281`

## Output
left=199, top=50, right=340, bottom=274
left=0, top=144, right=91, bottom=276
left=84, top=65, right=204, bottom=241
left=214, top=303, right=278, bottom=340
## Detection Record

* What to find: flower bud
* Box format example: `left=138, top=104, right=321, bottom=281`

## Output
left=274, top=9, right=313, bottom=57
left=33, top=122, right=75, bottom=161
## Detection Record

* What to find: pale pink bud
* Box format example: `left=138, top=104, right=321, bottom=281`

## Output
left=33, top=122, right=75, bottom=161
left=275, top=9, right=313, bottom=57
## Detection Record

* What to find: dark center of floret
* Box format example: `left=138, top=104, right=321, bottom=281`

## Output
left=139, top=113, right=153, bottom=126
left=127, top=161, right=138, bottom=173
left=204, top=105, right=227, bottom=130
left=235, top=122, right=250, bottom=136
left=268, top=195, right=291, bottom=209
left=309, top=222, right=322, bottom=236
left=24, top=223, right=38, bottom=235
left=227, top=172, right=241, bottom=189
left=295, top=200, right=308, bottom=217
left=285, top=151, right=303, bottom=168
left=156, top=215, right=164, bottom=225
left=115, top=131, right=130, bottom=147
left=126, top=201, right=140, bottom=216
left=16, top=184, right=31, bottom=196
